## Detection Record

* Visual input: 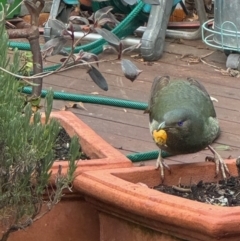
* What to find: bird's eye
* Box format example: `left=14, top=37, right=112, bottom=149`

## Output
left=177, top=121, right=184, bottom=127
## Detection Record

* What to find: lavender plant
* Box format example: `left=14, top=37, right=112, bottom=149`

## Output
left=0, top=13, right=79, bottom=241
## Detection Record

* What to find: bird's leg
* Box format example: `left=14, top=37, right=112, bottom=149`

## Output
left=207, top=145, right=230, bottom=180
left=156, top=150, right=171, bottom=181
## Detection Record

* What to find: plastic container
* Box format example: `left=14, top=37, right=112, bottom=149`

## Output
left=202, top=0, right=240, bottom=52
left=213, top=0, right=240, bottom=50
left=0, top=0, right=22, bottom=19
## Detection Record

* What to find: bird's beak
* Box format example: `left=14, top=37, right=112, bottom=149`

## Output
left=153, top=122, right=167, bottom=145
left=157, top=121, right=166, bottom=131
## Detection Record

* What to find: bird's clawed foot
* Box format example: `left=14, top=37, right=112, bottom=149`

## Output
left=156, top=152, right=171, bottom=182
left=206, top=145, right=231, bottom=180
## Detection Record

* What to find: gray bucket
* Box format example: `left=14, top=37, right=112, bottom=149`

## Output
left=213, top=0, right=240, bottom=50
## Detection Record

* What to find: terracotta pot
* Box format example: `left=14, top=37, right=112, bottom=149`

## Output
left=74, top=159, right=240, bottom=241
left=1, top=111, right=131, bottom=241
left=46, top=111, right=132, bottom=177
left=6, top=191, right=100, bottom=241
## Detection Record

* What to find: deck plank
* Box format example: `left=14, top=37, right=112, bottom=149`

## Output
left=42, top=38, right=240, bottom=167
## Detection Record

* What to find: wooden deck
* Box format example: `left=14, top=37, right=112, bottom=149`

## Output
left=43, top=38, right=240, bottom=167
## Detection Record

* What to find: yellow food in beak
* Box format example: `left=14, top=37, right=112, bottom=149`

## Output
left=153, top=129, right=167, bottom=145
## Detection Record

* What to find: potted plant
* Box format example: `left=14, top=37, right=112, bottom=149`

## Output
left=0, top=10, right=131, bottom=241
left=74, top=159, right=240, bottom=241
left=0, top=19, right=83, bottom=240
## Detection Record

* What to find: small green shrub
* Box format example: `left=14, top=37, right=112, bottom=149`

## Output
left=0, top=14, right=78, bottom=241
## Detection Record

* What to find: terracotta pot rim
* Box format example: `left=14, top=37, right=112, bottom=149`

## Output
left=75, top=160, right=239, bottom=213
left=44, top=111, right=131, bottom=177
left=74, top=159, right=240, bottom=237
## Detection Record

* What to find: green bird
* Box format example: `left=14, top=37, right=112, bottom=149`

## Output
left=145, top=76, right=230, bottom=180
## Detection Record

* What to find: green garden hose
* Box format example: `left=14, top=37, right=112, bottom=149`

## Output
left=23, top=87, right=148, bottom=109
left=127, top=150, right=169, bottom=163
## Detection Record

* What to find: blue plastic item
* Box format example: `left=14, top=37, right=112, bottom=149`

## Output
left=62, top=0, right=78, bottom=4
left=142, top=3, right=151, bottom=13
left=173, top=0, right=182, bottom=7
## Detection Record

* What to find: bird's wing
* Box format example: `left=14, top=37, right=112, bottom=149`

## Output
left=187, top=77, right=217, bottom=118
left=144, top=76, right=170, bottom=114
left=187, top=77, right=210, bottom=98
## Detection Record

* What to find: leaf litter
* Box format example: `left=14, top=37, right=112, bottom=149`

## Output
left=153, top=158, right=240, bottom=207
left=54, top=127, right=89, bottom=161
left=137, top=159, right=240, bottom=207
left=154, top=176, right=240, bottom=207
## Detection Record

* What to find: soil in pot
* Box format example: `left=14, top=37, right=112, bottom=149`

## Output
left=154, top=176, right=240, bottom=207
left=53, top=127, right=90, bottom=160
